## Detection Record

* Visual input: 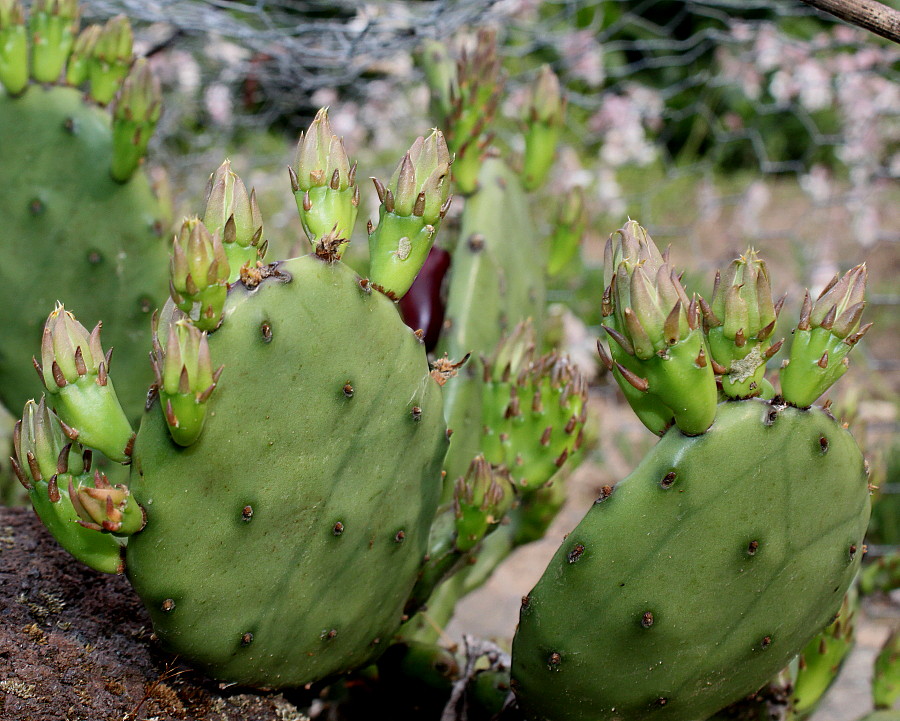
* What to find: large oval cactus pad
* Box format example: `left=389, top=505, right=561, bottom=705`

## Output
left=126, top=256, right=448, bottom=688
left=511, top=400, right=870, bottom=721
left=0, top=86, right=169, bottom=416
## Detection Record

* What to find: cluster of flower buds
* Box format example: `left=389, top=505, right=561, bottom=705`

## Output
left=12, top=397, right=141, bottom=573
left=203, top=160, right=265, bottom=277
left=522, top=64, right=566, bottom=191
left=780, top=264, right=870, bottom=408
left=169, top=217, right=230, bottom=332
left=547, top=187, right=588, bottom=277
left=481, top=321, right=588, bottom=490
left=290, top=108, right=359, bottom=248
left=598, top=220, right=716, bottom=436
left=453, top=455, right=515, bottom=553
left=368, top=129, right=452, bottom=299
left=0, top=0, right=28, bottom=94
left=110, top=58, right=162, bottom=181
left=34, top=303, right=134, bottom=462
left=701, top=249, right=784, bottom=399
left=86, top=14, right=132, bottom=104
left=29, top=0, right=79, bottom=84
left=150, top=316, right=222, bottom=447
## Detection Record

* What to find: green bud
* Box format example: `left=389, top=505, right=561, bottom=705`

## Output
left=151, top=316, right=222, bottom=447
left=600, top=220, right=716, bottom=435
left=109, top=58, right=162, bottom=182
left=88, top=14, right=132, bottom=105
left=704, top=249, right=782, bottom=398
left=65, top=22, right=98, bottom=86
left=290, top=107, right=359, bottom=246
left=522, top=65, right=566, bottom=191
left=12, top=395, right=83, bottom=487
left=29, top=0, right=78, bottom=84
left=0, top=0, right=28, bottom=95
left=13, top=398, right=128, bottom=574
left=68, top=468, right=144, bottom=535
left=367, top=130, right=452, bottom=299
left=453, top=455, right=515, bottom=553
left=417, top=38, right=456, bottom=121
left=204, top=159, right=264, bottom=279
left=36, top=304, right=135, bottom=462
left=780, top=264, right=870, bottom=408
left=169, top=217, right=230, bottom=332
left=547, top=187, right=587, bottom=277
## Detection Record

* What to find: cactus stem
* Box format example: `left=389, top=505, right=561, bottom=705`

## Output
left=615, top=362, right=649, bottom=392
left=798, top=291, right=812, bottom=331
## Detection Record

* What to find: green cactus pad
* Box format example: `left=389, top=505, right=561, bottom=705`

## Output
left=0, top=85, right=168, bottom=416
left=511, top=400, right=870, bottom=721
left=125, top=255, right=447, bottom=688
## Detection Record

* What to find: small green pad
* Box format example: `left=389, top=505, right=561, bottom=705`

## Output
left=126, top=255, right=447, bottom=688
left=511, top=400, right=870, bottom=721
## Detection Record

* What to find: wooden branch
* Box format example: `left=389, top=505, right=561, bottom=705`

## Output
left=798, top=0, right=900, bottom=44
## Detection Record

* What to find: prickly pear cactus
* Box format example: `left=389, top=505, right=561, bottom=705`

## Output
left=126, top=255, right=448, bottom=687
left=0, top=1, right=169, bottom=417
left=13, top=115, right=456, bottom=688
left=511, top=221, right=872, bottom=721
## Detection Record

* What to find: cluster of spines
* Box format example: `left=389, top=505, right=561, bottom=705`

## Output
left=0, top=1, right=161, bottom=181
